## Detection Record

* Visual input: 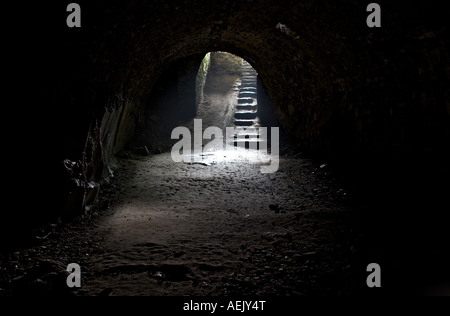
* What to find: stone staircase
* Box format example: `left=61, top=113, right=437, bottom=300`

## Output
left=230, top=60, right=266, bottom=149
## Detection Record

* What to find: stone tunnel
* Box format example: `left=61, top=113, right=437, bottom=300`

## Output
left=1, top=0, right=449, bottom=296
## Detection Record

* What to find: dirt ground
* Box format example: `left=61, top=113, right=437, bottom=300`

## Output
left=0, top=73, right=381, bottom=297
left=0, top=154, right=364, bottom=296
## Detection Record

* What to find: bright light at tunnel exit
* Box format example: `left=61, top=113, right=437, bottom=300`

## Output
left=171, top=119, right=279, bottom=174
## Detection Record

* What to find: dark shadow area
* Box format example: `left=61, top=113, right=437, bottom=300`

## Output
left=132, top=54, right=205, bottom=155
left=338, top=153, right=450, bottom=295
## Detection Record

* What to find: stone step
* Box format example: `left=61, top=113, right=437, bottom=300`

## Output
left=230, top=130, right=263, bottom=138
left=232, top=125, right=263, bottom=134
left=238, top=92, right=257, bottom=98
left=237, top=103, right=257, bottom=108
left=232, top=135, right=263, bottom=142
left=236, top=104, right=258, bottom=111
left=238, top=61, right=258, bottom=127
left=231, top=139, right=267, bottom=150
left=240, top=83, right=257, bottom=89
left=232, top=136, right=264, bottom=141
left=238, top=98, right=255, bottom=104
left=234, top=119, right=257, bottom=127
left=241, top=81, right=256, bottom=86
left=233, top=130, right=261, bottom=137
left=232, top=136, right=264, bottom=142
left=237, top=99, right=257, bottom=105
left=235, top=108, right=257, bottom=114
left=234, top=112, right=258, bottom=120
left=240, top=87, right=257, bottom=92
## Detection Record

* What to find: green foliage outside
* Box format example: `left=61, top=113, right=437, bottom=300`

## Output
left=210, top=52, right=243, bottom=76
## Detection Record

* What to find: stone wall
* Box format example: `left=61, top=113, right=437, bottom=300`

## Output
left=209, top=52, right=243, bottom=76
left=196, top=53, right=212, bottom=109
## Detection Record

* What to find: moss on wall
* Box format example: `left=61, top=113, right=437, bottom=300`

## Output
left=196, top=52, right=211, bottom=109
left=209, top=52, right=243, bottom=76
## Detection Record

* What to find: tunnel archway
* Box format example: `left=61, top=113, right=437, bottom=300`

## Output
left=107, top=33, right=338, bottom=167
left=131, top=50, right=278, bottom=156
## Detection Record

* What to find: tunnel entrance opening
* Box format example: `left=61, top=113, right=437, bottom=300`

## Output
left=136, top=50, right=279, bottom=167
left=196, top=52, right=261, bottom=146
left=195, top=51, right=247, bottom=131
left=175, top=51, right=280, bottom=170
